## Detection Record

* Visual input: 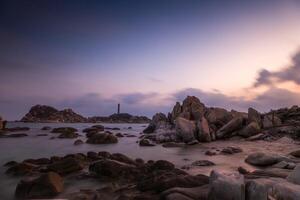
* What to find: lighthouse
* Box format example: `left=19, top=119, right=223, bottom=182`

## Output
left=117, top=103, right=120, bottom=114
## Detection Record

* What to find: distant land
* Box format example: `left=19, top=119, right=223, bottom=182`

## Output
left=20, top=105, right=151, bottom=123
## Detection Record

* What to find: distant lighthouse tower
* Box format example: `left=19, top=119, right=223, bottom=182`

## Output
left=117, top=103, right=120, bottom=114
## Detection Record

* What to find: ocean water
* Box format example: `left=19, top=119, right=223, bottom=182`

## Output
left=0, top=122, right=208, bottom=200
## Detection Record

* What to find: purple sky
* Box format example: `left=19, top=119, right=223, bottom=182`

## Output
left=1, top=0, right=300, bottom=120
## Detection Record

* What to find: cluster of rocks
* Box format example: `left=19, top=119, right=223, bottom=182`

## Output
left=88, top=113, right=151, bottom=123
left=142, top=95, right=300, bottom=144
left=20, top=105, right=150, bottom=123
left=7, top=149, right=300, bottom=200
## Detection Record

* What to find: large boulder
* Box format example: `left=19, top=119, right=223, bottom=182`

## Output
left=208, top=170, right=245, bottom=200
left=248, top=107, right=262, bottom=125
left=263, top=113, right=282, bottom=129
left=239, top=121, right=260, bottom=138
left=15, top=172, right=63, bottom=199
left=175, top=117, right=197, bottom=143
left=245, top=152, right=281, bottom=166
left=47, top=158, right=83, bottom=175
left=216, top=116, right=244, bottom=139
left=143, top=113, right=169, bottom=134
left=196, top=116, right=211, bottom=142
left=206, top=107, right=232, bottom=128
left=287, top=164, right=300, bottom=185
left=181, top=96, right=206, bottom=121
left=245, top=178, right=275, bottom=200
left=86, top=133, right=118, bottom=144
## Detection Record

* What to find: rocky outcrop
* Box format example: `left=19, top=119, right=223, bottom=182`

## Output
left=181, top=96, right=206, bottom=121
left=21, top=105, right=150, bottom=123
left=21, top=105, right=87, bottom=123
left=88, top=113, right=150, bottom=123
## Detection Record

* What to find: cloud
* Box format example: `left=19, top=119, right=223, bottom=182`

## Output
left=254, top=49, right=300, bottom=87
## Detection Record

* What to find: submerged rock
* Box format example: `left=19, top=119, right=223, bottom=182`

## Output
left=47, top=158, right=83, bottom=175
left=51, top=127, right=77, bottom=134
left=15, top=172, right=63, bottom=199
left=74, top=139, right=84, bottom=145
left=139, top=139, right=156, bottom=146
left=86, top=133, right=118, bottom=144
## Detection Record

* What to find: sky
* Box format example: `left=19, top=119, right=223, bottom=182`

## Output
left=1, top=0, right=300, bottom=120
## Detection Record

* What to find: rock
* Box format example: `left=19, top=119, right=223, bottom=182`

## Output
left=6, top=133, right=28, bottom=137
left=263, top=113, right=282, bottom=129
left=272, top=161, right=296, bottom=170
left=37, top=134, right=48, bottom=136
left=245, top=152, right=281, bottom=166
left=6, top=162, right=36, bottom=176
left=206, top=107, right=232, bottom=127
left=51, top=127, right=77, bottom=134
left=196, top=116, right=211, bottom=142
left=143, top=113, right=169, bottom=134
left=171, top=102, right=182, bottom=122
left=152, top=160, right=175, bottom=171
left=47, top=158, right=83, bottom=175
left=175, top=117, right=196, bottom=143
left=205, top=150, right=217, bottom=156
left=246, top=133, right=266, bottom=141
left=221, top=146, right=242, bottom=154
left=15, top=172, right=63, bottom=199
left=138, top=173, right=209, bottom=193
left=162, top=142, right=185, bottom=148
left=110, top=153, right=136, bottom=165
left=21, top=105, right=87, bottom=123
left=24, top=158, right=51, bottom=165
left=58, top=131, right=78, bottom=138
left=91, top=124, right=105, bottom=131
left=182, top=160, right=215, bottom=169
left=88, top=113, right=150, bottom=123
left=115, top=133, right=124, bottom=137
left=208, top=170, right=245, bottom=200
left=248, top=168, right=290, bottom=178
left=86, top=133, right=118, bottom=144
left=180, top=96, right=206, bottom=121
left=246, top=178, right=300, bottom=200
left=3, top=160, right=18, bottom=167
left=82, top=127, right=100, bottom=137
left=98, top=151, right=111, bottom=158
left=290, top=150, right=300, bottom=158
left=245, top=178, right=273, bottom=200
left=74, top=139, right=84, bottom=145
left=143, top=124, right=156, bottom=134
left=5, top=127, right=30, bottom=132
left=239, top=121, right=260, bottom=138
left=161, top=185, right=209, bottom=200
left=139, top=139, right=156, bottom=146
left=87, top=151, right=99, bottom=160
left=41, top=126, right=51, bottom=130
left=287, top=164, right=300, bottom=185
left=248, top=107, right=261, bottom=125
left=89, top=159, right=136, bottom=178
left=216, top=117, right=244, bottom=139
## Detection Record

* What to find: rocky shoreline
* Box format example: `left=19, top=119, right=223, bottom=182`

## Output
left=19, top=105, right=151, bottom=123
left=3, top=96, right=300, bottom=199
